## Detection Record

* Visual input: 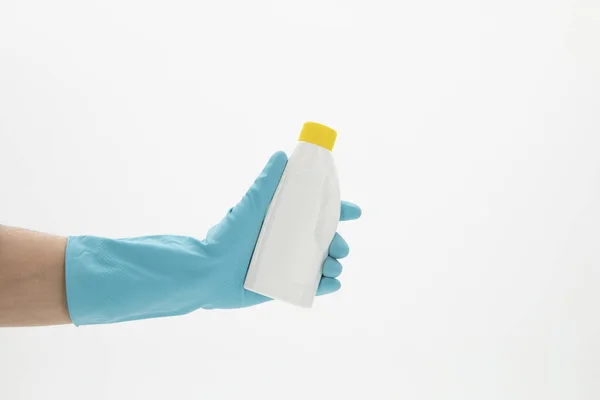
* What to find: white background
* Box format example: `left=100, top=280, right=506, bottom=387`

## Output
left=1, top=0, right=600, bottom=399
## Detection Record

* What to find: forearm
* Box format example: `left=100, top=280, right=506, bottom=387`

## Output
left=0, top=225, right=71, bottom=326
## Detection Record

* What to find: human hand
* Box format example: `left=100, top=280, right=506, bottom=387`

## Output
left=66, top=152, right=361, bottom=325
left=201, top=151, right=362, bottom=308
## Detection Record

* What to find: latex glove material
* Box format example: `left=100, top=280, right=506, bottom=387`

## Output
left=66, top=152, right=361, bottom=325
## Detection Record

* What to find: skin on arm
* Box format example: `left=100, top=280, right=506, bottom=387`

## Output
left=0, top=225, right=71, bottom=327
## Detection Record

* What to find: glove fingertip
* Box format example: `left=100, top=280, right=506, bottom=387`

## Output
left=322, top=257, right=343, bottom=278
left=329, top=233, right=350, bottom=259
left=341, top=201, right=362, bottom=221
left=255, top=151, right=288, bottom=198
left=316, top=277, right=341, bottom=296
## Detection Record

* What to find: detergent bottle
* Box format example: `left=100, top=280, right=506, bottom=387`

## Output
left=244, top=122, right=341, bottom=308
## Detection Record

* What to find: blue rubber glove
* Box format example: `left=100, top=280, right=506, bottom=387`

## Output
left=66, top=152, right=361, bottom=325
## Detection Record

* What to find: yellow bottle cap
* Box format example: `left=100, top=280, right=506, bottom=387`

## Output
left=298, top=122, right=337, bottom=151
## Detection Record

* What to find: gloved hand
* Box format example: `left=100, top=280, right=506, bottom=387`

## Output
left=66, top=151, right=361, bottom=325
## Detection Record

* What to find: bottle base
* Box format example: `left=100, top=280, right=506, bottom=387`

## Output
left=244, top=279, right=317, bottom=308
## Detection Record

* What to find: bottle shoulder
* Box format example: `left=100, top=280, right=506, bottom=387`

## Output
left=288, top=142, right=337, bottom=174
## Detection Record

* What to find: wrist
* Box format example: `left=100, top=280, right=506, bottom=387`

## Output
left=65, top=235, right=213, bottom=325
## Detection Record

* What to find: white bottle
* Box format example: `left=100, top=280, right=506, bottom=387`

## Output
left=244, top=122, right=341, bottom=308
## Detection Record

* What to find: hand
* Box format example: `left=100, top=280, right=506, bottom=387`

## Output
left=202, top=151, right=361, bottom=308
left=66, top=152, right=361, bottom=325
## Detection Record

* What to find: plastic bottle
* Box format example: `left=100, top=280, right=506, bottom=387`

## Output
left=244, top=122, right=341, bottom=308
